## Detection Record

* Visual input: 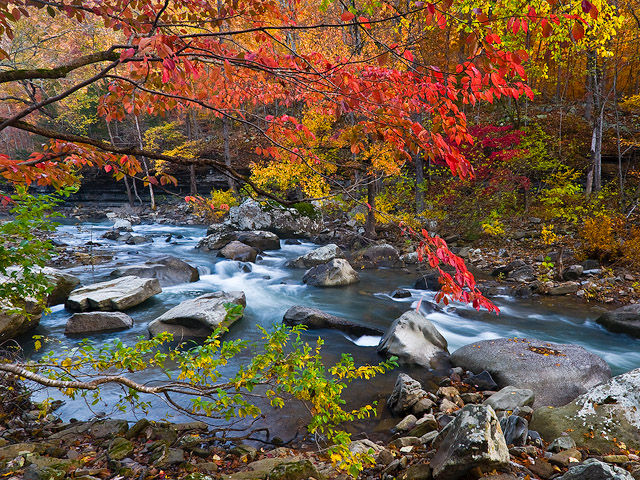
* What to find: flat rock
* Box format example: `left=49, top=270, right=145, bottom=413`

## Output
left=530, top=368, right=640, bottom=453
left=283, top=305, right=382, bottom=336
left=148, top=291, right=245, bottom=338
left=377, top=310, right=450, bottom=368
left=66, top=276, right=162, bottom=312
left=219, top=241, right=258, bottom=262
left=558, top=458, right=634, bottom=479
left=352, top=243, right=401, bottom=269
left=198, top=230, right=280, bottom=252
left=286, top=244, right=344, bottom=269
left=111, top=256, right=199, bottom=287
left=596, top=304, right=640, bottom=338
left=302, top=258, right=359, bottom=287
left=0, top=299, right=42, bottom=342
left=451, top=337, right=611, bottom=407
left=65, top=311, right=133, bottom=334
left=484, top=386, right=534, bottom=411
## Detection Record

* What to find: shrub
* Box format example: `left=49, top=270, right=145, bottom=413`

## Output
left=186, top=189, right=239, bottom=222
left=579, top=214, right=624, bottom=263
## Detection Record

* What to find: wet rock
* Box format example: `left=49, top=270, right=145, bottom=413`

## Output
left=125, top=235, right=151, bottom=245
left=530, top=368, right=640, bottom=452
left=283, top=305, right=382, bottom=336
left=41, top=268, right=81, bottom=306
left=484, top=386, right=535, bottom=411
left=414, top=272, right=441, bottom=291
left=352, top=243, right=401, bottom=269
left=219, top=241, right=258, bottom=262
left=451, top=337, right=611, bottom=407
left=148, top=291, right=245, bottom=338
left=286, top=244, right=344, bottom=268
left=392, top=289, right=412, bottom=298
left=377, top=310, right=450, bottom=368
left=113, top=218, right=133, bottom=231
left=388, top=374, right=428, bottom=416
left=558, top=458, right=634, bottom=479
left=596, top=304, right=640, bottom=338
left=500, top=415, right=528, bottom=446
left=65, top=311, right=133, bottom=335
left=232, top=231, right=281, bottom=251
left=65, top=276, right=162, bottom=312
left=111, top=256, right=199, bottom=287
left=430, top=404, right=510, bottom=480
left=302, top=258, right=359, bottom=287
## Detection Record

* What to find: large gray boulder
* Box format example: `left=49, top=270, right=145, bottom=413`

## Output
left=351, top=243, right=401, bottom=269
left=451, top=337, right=611, bottom=407
left=558, top=459, right=634, bottom=480
left=111, top=256, right=199, bottom=287
left=148, top=291, right=246, bottom=338
left=377, top=310, right=449, bottom=368
left=302, top=259, right=359, bottom=287
left=431, top=404, right=510, bottom=480
left=66, top=276, right=162, bottom=312
left=65, top=311, right=133, bottom=335
left=283, top=305, right=382, bottom=336
left=596, top=304, right=640, bottom=338
left=3, top=266, right=80, bottom=306
left=286, top=244, right=344, bottom=269
left=0, top=300, right=42, bottom=342
left=530, top=368, right=640, bottom=453
left=228, top=199, right=322, bottom=237
left=198, top=230, right=280, bottom=252
left=219, top=241, right=258, bottom=262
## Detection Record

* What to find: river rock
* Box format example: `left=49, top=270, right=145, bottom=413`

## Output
left=283, top=305, right=382, bottom=336
left=126, top=234, right=151, bottom=245
left=302, top=258, right=359, bottom=287
left=530, top=368, right=640, bottom=452
left=500, top=415, right=528, bottom=446
left=111, top=256, right=199, bottom=287
left=387, top=373, right=428, bottom=416
left=66, top=276, right=162, bottom=312
left=352, top=243, right=400, bottom=269
left=219, top=241, right=258, bottom=262
left=3, top=266, right=80, bottom=306
left=65, top=311, right=134, bottom=334
left=113, top=218, right=133, bottom=231
left=148, top=291, right=246, bottom=338
left=431, top=404, right=510, bottom=480
left=286, top=244, right=344, bottom=268
left=596, top=304, right=640, bottom=338
left=450, top=337, right=611, bottom=407
left=198, top=230, right=280, bottom=252
left=558, top=458, right=634, bottom=480
left=562, top=265, right=584, bottom=281
left=484, top=386, right=535, bottom=411
left=414, top=272, right=441, bottom=291
left=508, top=265, right=536, bottom=283
left=0, top=300, right=42, bottom=342
left=228, top=199, right=322, bottom=237
left=377, top=310, right=449, bottom=368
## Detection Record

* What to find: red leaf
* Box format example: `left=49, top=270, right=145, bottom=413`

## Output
left=341, top=11, right=355, bottom=22
left=581, top=0, right=592, bottom=13
left=104, top=165, right=112, bottom=173
left=572, top=21, right=584, bottom=41
left=403, top=50, right=414, bottom=62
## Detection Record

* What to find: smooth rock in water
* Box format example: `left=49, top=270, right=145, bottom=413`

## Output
left=282, top=305, right=382, bottom=336
left=352, top=243, right=400, bottom=269
left=431, top=404, right=510, bottom=480
left=66, top=276, right=162, bottom=312
left=126, top=235, right=151, bottom=245
left=219, top=241, right=258, bottom=262
left=500, top=415, right=528, bottom=446
left=228, top=199, right=322, bottom=237
left=484, top=386, right=535, bottom=411
left=0, top=299, right=42, bottom=341
left=451, top=337, right=611, bottom=407
left=199, top=230, right=280, bottom=252
left=388, top=373, right=427, bottom=416
left=596, top=304, right=640, bottom=338
left=302, top=258, right=359, bottom=287
left=111, top=256, right=199, bottom=287
left=65, top=311, right=133, bottom=334
left=414, top=272, right=441, bottom=291
left=391, top=289, right=412, bottom=299
left=558, top=458, right=634, bottom=480
left=530, top=368, right=640, bottom=452
left=3, top=266, right=80, bottom=306
left=286, top=244, right=343, bottom=269
left=148, top=291, right=245, bottom=338
left=377, top=310, right=449, bottom=368
left=113, top=218, right=133, bottom=231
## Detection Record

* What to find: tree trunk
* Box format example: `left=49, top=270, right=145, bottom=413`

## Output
left=134, top=115, right=156, bottom=210
left=365, top=174, right=377, bottom=238
left=222, top=116, right=235, bottom=192
left=186, top=112, right=198, bottom=195
left=106, top=121, right=134, bottom=207
left=414, top=153, right=424, bottom=213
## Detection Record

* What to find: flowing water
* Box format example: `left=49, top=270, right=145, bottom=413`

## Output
left=22, top=221, right=640, bottom=441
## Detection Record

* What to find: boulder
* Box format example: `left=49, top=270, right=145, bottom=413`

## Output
left=414, top=272, right=441, bottom=291
left=492, top=260, right=525, bottom=277
left=558, top=459, right=634, bottom=480
left=0, top=299, right=42, bottom=342
left=377, top=311, right=450, bottom=368
left=148, top=291, right=246, bottom=338
left=66, top=276, right=162, bottom=312
left=65, top=311, right=134, bottom=335
left=283, top=305, right=382, bottom=336
left=500, top=415, right=528, bottom=446
left=548, top=282, right=580, bottom=295
left=508, top=265, right=536, bottom=283
left=113, top=218, right=133, bottom=231
left=401, top=252, right=419, bottom=265
left=387, top=373, right=428, bottom=416
left=484, top=386, right=535, bottom=411
left=302, top=259, right=359, bottom=287
left=228, top=199, right=322, bottom=237
left=530, top=368, right=640, bottom=453
left=431, top=404, right=510, bottom=480
left=126, top=235, right=151, bottom=245
left=41, top=267, right=81, bottom=306
left=352, top=243, right=400, bottom=269
left=451, top=337, right=611, bottom=407
left=596, top=304, right=640, bottom=338
left=286, top=244, right=344, bottom=269
left=219, top=241, right=258, bottom=262
left=111, top=256, right=199, bottom=287
left=198, top=230, right=280, bottom=252
left=562, top=265, right=584, bottom=281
